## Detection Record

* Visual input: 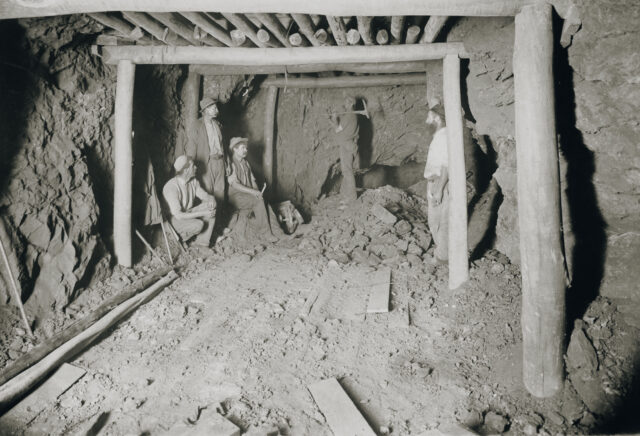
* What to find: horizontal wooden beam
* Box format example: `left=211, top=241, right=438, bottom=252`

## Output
left=1, top=0, right=538, bottom=19
left=260, top=73, right=426, bottom=88
left=190, top=60, right=434, bottom=75
left=99, top=43, right=468, bottom=65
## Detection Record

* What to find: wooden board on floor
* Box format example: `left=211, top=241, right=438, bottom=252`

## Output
left=308, top=378, right=376, bottom=436
left=367, top=268, right=391, bottom=313
left=0, top=363, right=86, bottom=429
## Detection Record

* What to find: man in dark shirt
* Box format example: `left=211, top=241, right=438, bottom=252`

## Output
left=330, top=96, right=360, bottom=202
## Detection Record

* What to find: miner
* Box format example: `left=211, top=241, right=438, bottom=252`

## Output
left=187, top=97, right=226, bottom=203
left=163, top=155, right=216, bottom=247
left=227, top=137, right=285, bottom=242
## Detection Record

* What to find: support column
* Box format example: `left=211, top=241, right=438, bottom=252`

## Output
left=514, top=3, right=565, bottom=398
left=114, top=60, right=135, bottom=267
left=264, top=85, right=278, bottom=192
left=442, top=54, right=468, bottom=290
left=183, top=70, right=201, bottom=134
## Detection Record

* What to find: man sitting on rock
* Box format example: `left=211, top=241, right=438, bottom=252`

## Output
left=163, top=155, right=216, bottom=247
left=227, top=137, right=285, bottom=243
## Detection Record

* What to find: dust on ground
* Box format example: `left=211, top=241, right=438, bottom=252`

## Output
left=1, top=186, right=638, bottom=435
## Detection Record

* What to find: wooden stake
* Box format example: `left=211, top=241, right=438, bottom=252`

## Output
left=113, top=60, right=135, bottom=268
left=405, top=25, right=421, bottom=43
left=0, top=267, right=173, bottom=387
left=326, top=16, right=347, bottom=45
left=159, top=221, right=173, bottom=265
left=135, top=230, right=168, bottom=265
left=180, top=12, right=234, bottom=46
left=514, top=2, right=565, bottom=398
left=346, top=29, right=361, bottom=45
left=442, top=54, right=469, bottom=290
left=0, top=236, right=33, bottom=338
left=0, top=272, right=178, bottom=410
left=376, top=29, right=389, bottom=45
left=166, top=222, right=188, bottom=255
left=390, top=16, right=406, bottom=44
left=356, top=16, right=374, bottom=45
left=264, top=86, right=278, bottom=190
left=420, top=15, right=448, bottom=43
left=254, top=13, right=292, bottom=47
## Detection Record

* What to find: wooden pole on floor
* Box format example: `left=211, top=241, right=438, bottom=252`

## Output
left=442, top=54, right=468, bottom=290
left=514, top=2, right=565, bottom=398
left=113, top=60, right=135, bottom=268
left=264, top=86, right=278, bottom=191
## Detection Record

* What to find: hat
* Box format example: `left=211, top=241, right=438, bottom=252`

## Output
left=427, top=97, right=445, bottom=119
left=199, top=97, right=217, bottom=111
left=173, top=155, right=190, bottom=172
left=229, top=137, right=248, bottom=151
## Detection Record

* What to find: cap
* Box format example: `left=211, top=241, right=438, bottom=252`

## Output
left=229, top=137, right=248, bottom=151
left=174, top=155, right=190, bottom=172
left=199, top=97, right=217, bottom=111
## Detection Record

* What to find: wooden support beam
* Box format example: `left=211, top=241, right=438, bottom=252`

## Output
left=326, top=16, right=348, bottom=46
left=264, top=86, right=277, bottom=191
left=420, top=15, right=448, bottom=43
left=190, top=60, right=431, bottom=75
left=260, top=73, right=426, bottom=88
left=222, top=12, right=266, bottom=48
left=4, top=0, right=538, bottom=19
left=291, top=14, right=321, bottom=47
left=346, top=29, right=361, bottom=45
left=376, top=29, right=389, bottom=45
left=390, top=16, right=406, bottom=44
left=288, top=33, right=309, bottom=47
left=257, top=28, right=278, bottom=47
left=183, top=70, right=201, bottom=133
left=149, top=12, right=222, bottom=46
left=113, top=60, right=135, bottom=268
left=356, top=16, right=374, bottom=45
left=254, top=13, right=292, bottom=47
left=88, top=13, right=143, bottom=40
left=442, top=54, right=469, bottom=290
left=100, top=42, right=468, bottom=65
left=314, top=28, right=333, bottom=46
left=230, top=29, right=251, bottom=47
left=122, top=11, right=187, bottom=45
left=514, top=2, right=565, bottom=398
left=405, top=25, right=421, bottom=43
left=180, top=12, right=234, bottom=46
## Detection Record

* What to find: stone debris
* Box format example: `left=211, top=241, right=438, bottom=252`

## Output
left=370, top=203, right=398, bottom=225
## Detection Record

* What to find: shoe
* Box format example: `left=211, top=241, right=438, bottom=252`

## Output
left=191, top=240, right=210, bottom=248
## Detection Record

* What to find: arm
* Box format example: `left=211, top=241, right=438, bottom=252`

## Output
left=427, top=166, right=449, bottom=205
left=228, top=162, right=262, bottom=197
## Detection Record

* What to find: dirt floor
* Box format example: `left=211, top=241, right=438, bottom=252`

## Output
left=0, top=187, right=636, bottom=435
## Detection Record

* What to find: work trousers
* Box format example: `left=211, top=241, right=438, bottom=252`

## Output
left=204, top=155, right=226, bottom=204
left=339, top=140, right=358, bottom=201
left=427, top=182, right=450, bottom=262
left=171, top=203, right=216, bottom=246
left=228, top=190, right=283, bottom=237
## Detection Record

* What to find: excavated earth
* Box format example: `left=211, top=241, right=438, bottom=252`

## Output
left=2, top=186, right=636, bottom=435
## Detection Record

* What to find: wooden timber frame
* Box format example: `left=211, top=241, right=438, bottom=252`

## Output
left=1, top=0, right=575, bottom=399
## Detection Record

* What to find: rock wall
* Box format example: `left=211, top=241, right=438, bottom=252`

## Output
left=0, top=17, right=184, bottom=320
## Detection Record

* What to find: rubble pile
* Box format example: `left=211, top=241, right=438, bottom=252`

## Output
left=295, top=186, right=433, bottom=268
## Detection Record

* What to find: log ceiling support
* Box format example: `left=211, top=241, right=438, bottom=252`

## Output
left=222, top=12, right=267, bottom=48
left=420, top=15, right=449, bottom=43
left=189, top=61, right=432, bottom=75
left=113, top=60, right=135, bottom=268
left=291, top=14, right=322, bottom=47
left=326, top=16, right=347, bottom=46
left=390, top=16, right=405, bottom=44
left=148, top=12, right=222, bottom=46
left=356, top=17, right=374, bottom=46
left=254, top=13, right=292, bottom=47
left=263, top=86, right=278, bottom=190
left=514, top=2, right=565, bottom=398
left=88, top=12, right=143, bottom=40
left=98, top=42, right=468, bottom=65
left=442, top=54, right=469, bottom=291
left=405, top=25, right=421, bottom=44
left=3, top=0, right=539, bottom=19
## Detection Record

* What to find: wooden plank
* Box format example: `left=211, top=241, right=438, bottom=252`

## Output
left=308, top=378, right=376, bottom=436
left=0, top=364, right=85, bottom=430
left=1, top=0, right=534, bottom=20
left=367, top=268, right=391, bottom=313
left=190, top=61, right=431, bottom=76
left=99, top=43, right=469, bottom=65
left=260, top=73, right=426, bottom=89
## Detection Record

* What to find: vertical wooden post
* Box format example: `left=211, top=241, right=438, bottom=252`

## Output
left=442, top=54, right=468, bottom=290
left=264, top=85, right=278, bottom=192
left=114, top=60, right=135, bottom=267
left=514, top=3, right=565, bottom=398
left=183, top=70, right=201, bottom=133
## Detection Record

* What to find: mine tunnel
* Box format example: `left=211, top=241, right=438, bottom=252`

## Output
left=0, top=2, right=639, bottom=435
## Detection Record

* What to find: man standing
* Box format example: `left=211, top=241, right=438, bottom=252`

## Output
left=330, top=96, right=359, bottom=202
left=163, top=155, right=216, bottom=247
left=187, top=97, right=226, bottom=203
